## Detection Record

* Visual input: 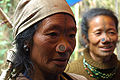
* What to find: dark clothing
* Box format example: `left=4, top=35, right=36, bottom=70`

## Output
left=0, top=71, right=88, bottom=80
left=15, top=72, right=87, bottom=80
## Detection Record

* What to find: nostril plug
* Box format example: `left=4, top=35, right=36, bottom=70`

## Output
left=56, top=43, right=66, bottom=52
left=101, top=38, right=105, bottom=42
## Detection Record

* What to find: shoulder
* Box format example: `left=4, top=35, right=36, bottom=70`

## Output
left=67, top=73, right=88, bottom=80
left=117, top=60, right=120, bottom=73
left=118, top=60, right=120, bottom=65
left=117, top=60, right=120, bottom=70
left=65, top=55, right=84, bottom=72
left=69, top=55, right=83, bottom=67
left=16, top=73, right=29, bottom=80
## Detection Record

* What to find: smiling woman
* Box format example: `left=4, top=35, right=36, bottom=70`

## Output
left=88, top=15, right=118, bottom=58
left=0, top=0, right=88, bottom=80
left=65, top=8, right=120, bottom=80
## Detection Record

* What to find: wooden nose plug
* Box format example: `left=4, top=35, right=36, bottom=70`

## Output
left=56, top=43, right=66, bottom=52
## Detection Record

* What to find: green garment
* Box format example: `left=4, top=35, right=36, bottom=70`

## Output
left=65, top=48, right=120, bottom=80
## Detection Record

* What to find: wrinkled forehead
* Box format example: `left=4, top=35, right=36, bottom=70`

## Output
left=13, top=0, right=75, bottom=39
left=36, top=13, right=76, bottom=33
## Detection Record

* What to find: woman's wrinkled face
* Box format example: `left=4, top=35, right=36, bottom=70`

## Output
left=31, top=13, right=76, bottom=74
left=88, top=15, right=118, bottom=57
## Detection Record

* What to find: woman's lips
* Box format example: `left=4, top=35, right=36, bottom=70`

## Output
left=99, top=45, right=114, bottom=52
left=52, top=58, right=68, bottom=66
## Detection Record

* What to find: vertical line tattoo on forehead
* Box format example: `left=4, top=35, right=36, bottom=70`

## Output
left=103, top=19, right=106, bottom=33
left=64, top=14, right=67, bottom=34
left=102, top=19, right=112, bottom=41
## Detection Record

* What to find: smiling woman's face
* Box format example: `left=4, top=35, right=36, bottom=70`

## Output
left=88, top=15, right=118, bottom=57
left=30, top=13, right=76, bottom=74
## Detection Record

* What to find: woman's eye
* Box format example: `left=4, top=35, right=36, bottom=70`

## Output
left=47, top=32, right=58, bottom=37
left=95, top=32, right=101, bottom=35
left=108, top=32, right=116, bottom=35
left=69, top=34, right=75, bottom=38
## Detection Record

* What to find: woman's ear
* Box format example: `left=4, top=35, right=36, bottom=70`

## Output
left=82, top=34, right=89, bottom=47
left=24, top=41, right=30, bottom=47
left=24, top=41, right=31, bottom=51
left=23, top=41, right=32, bottom=55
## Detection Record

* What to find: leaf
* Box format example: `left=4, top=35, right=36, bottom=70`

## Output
left=0, top=49, right=7, bottom=56
left=6, top=0, right=10, bottom=2
left=4, top=8, right=8, bottom=13
left=0, top=41, right=9, bottom=46
left=0, top=1, right=4, bottom=4
left=0, top=60, right=4, bottom=64
left=7, top=3, right=12, bottom=7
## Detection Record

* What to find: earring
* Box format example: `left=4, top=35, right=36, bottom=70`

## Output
left=85, top=44, right=88, bottom=48
left=24, top=44, right=29, bottom=52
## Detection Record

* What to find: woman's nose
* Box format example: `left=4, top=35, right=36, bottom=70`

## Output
left=56, top=43, right=66, bottom=52
left=101, top=35, right=111, bottom=43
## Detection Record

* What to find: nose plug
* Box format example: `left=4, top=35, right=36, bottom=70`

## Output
left=56, top=43, right=66, bottom=52
left=101, top=38, right=105, bottom=42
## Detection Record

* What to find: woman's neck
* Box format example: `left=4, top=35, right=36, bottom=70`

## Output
left=31, top=72, right=59, bottom=80
left=30, top=64, right=60, bottom=80
left=90, top=52, right=112, bottom=63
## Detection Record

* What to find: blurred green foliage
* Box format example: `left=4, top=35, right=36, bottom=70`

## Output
left=0, top=0, right=16, bottom=73
left=0, top=0, right=12, bottom=13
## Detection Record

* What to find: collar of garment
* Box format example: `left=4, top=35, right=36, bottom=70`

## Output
left=83, top=48, right=118, bottom=69
left=22, top=72, right=72, bottom=80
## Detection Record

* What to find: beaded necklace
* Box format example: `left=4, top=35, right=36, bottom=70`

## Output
left=83, top=58, right=116, bottom=79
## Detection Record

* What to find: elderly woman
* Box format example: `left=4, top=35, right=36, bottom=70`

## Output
left=65, top=8, right=120, bottom=80
left=1, top=0, right=88, bottom=80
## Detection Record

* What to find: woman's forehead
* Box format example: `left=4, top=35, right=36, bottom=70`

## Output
left=88, top=15, right=116, bottom=28
left=37, top=14, right=76, bottom=32
left=42, top=14, right=75, bottom=26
